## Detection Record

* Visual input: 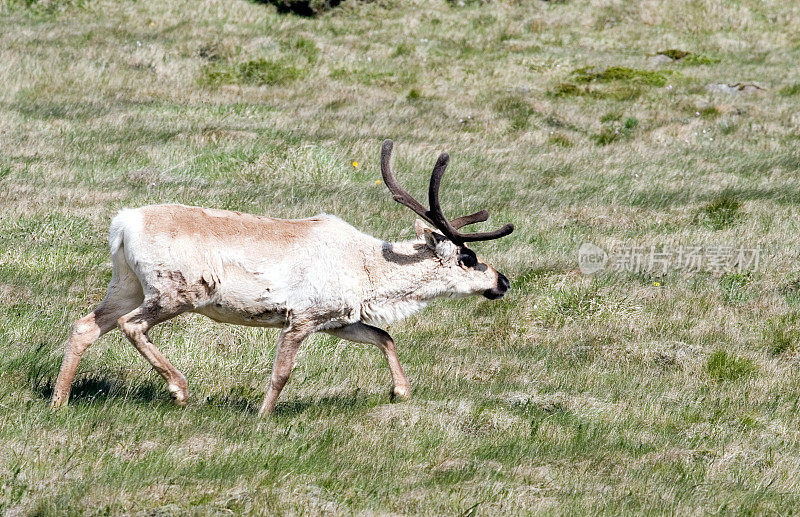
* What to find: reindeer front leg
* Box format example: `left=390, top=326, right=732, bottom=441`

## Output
left=326, top=322, right=411, bottom=402
left=259, top=323, right=314, bottom=417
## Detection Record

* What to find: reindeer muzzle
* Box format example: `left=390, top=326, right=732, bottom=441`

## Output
left=483, top=273, right=510, bottom=300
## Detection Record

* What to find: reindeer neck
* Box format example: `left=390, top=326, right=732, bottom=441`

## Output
left=364, top=240, right=447, bottom=299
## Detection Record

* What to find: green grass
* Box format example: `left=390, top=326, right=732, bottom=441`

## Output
left=705, top=351, right=757, bottom=382
left=698, top=194, right=742, bottom=230
left=201, top=58, right=305, bottom=86
left=493, top=94, right=534, bottom=130
left=779, top=83, right=800, bottom=96
left=3, top=0, right=800, bottom=514
left=761, top=313, right=800, bottom=356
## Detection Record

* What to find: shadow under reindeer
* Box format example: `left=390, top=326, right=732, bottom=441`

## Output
left=205, top=387, right=385, bottom=417
left=21, top=341, right=388, bottom=415
left=36, top=372, right=171, bottom=407
left=36, top=371, right=387, bottom=417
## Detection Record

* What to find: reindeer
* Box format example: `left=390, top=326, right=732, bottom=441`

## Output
left=50, top=140, right=513, bottom=416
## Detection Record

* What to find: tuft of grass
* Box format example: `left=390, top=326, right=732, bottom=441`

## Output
left=592, top=128, right=619, bottom=146
left=762, top=314, right=800, bottom=356
left=470, top=13, right=496, bottom=28
left=201, top=58, right=305, bottom=87
left=236, top=59, right=304, bottom=85
left=653, top=49, right=718, bottom=65
left=4, top=0, right=92, bottom=12
left=550, top=81, right=641, bottom=101
left=697, top=194, right=741, bottom=230
left=493, top=94, right=534, bottom=130
left=329, top=63, right=418, bottom=88
left=720, top=273, right=752, bottom=304
left=592, top=115, right=638, bottom=145
left=530, top=280, right=625, bottom=328
left=705, top=351, right=757, bottom=382
left=392, top=43, right=413, bottom=57
left=718, top=119, right=737, bottom=134
left=571, top=66, right=674, bottom=87
left=779, top=83, right=800, bottom=96
left=197, top=42, right=228, bottom=62
left=547, top=132, right=573, bottom=147
left=282, top=36, right=320, bottom=65
left=690, top=104, right=721, bottom=119
left=549, top=82, right=583, bottom=97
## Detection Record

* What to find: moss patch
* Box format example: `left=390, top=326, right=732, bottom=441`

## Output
left=201, top=58, right=305, bottom=87
left=571, top=66, right=674, bottom=87
left=549, top=82, right=641, bottom=101
left=657, top=49, right=691, bottom=60
left=682, top=53, right=720, bottom=65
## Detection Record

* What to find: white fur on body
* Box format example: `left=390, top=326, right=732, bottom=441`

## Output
left=110, top=205, right=491, bottom=328
left=51, top=204, right=504, bottom=414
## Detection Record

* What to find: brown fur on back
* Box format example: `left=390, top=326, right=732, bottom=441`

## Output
left=140, top=204, right=319, bottom=244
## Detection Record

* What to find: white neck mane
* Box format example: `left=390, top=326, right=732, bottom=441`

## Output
left=359, top=240, right=443, bottom=326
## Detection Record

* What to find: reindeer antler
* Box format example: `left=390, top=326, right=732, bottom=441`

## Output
left=380, top=140, right=431, bottom=224
left=380, top=139, right=514, bottom=246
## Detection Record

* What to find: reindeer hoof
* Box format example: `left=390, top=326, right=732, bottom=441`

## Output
left=168, top=384, right=189, bottom=406
left=390, top=385, right=411, bottom=402
left=50, top=396, right=67, bottom=410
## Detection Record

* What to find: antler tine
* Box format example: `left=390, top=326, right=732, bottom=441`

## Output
left=428, top=152, right=515, bottom=244
left=427, top=152, right=463, bottom=243
left=381, top=139, right=435, bottom=225
left=456, top=222, right=515, bottom=243
left=450, top=210, right=489, bottom=229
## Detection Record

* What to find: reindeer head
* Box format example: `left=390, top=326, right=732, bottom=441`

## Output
left=381, top=140, right=513, bottom=300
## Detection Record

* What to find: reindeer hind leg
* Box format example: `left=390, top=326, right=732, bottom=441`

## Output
left=51, top=247, right=144, bottom=408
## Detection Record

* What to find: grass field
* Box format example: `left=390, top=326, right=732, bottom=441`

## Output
left=2, top=0, right=800, bottom=513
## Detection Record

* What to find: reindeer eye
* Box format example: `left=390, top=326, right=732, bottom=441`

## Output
left=459, top=252, right=478, bottom=268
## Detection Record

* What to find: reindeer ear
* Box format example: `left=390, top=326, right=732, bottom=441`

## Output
left=415, top=219, right=434, bottom=240
left=423, top=228, right=458, bottom=260
left=422, top=228, right=443, bottom=250
left=417, top=220, right=455, bottom=257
